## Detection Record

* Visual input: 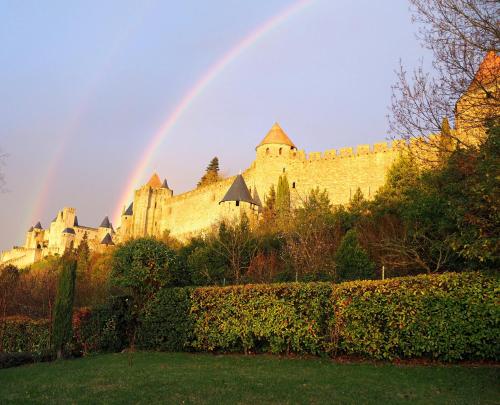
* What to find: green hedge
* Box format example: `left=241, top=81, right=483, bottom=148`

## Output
left=133, top=272, right=499, bottom=361
left=0, top=317, right=50, bottom=354
left=138, top=287, right=194, bottom=351
left=190, top=283, right=332, bottom=354
left=72, top=296, right=132, bottom=355
left=330, top=272, right=499, bottom=361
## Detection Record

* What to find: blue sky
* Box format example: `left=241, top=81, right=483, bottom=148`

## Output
left=0, top=0, right=430, bottom=250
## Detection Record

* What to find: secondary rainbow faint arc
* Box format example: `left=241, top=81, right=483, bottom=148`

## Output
left=113, top=0, right=315, bottom=224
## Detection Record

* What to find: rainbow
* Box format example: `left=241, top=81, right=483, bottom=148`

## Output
left=113, top=0, right=315, bottom=224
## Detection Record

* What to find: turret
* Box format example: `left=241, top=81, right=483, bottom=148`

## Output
left=256, top=122, right=297, bottom=158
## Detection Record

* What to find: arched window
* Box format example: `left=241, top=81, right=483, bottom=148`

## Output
left=292, top=182, right=296, bottom=189
left=266, top=148, right=270, bottom=155
left=279, top=147, right=282, bottom=155
left=236, top=201, right=240, bottom=207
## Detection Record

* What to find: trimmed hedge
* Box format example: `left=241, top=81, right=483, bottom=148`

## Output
left=330, top=272, right=499, bottom=361
left=0, top=316, right=50, bottom=354
left=138, top=287, right=194, bottom=351
left=190, top=283, right=332, bottom=354
left=134, top=272, right=499, bottom=361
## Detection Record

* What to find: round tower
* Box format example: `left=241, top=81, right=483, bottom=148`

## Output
left=255, top=122, right=297, bottom=159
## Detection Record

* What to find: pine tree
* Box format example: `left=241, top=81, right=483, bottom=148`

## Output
left=198, top=157, right=220, bottom=187
left=276, top=174, right=290, bottom=216
left=52, top=257, right=77, bottom=359
left=335, top=229, right=375, bottom=282
left=206, top=157, right=219, bottom=173
left=76, top=232, right=90, bottom=276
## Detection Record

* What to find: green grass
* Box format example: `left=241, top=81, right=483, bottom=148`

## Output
left=0, top=352, right=498, bottom=404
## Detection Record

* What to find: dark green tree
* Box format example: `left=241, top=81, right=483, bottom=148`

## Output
left=276, top=174, right=290, bottom=217
left=198, top=157, right=221, bottom=187
left=76, top=232, right=90, bottom=275
left=52, top=257, right=77, bottom=359
left=111, top=238, right=176, bottom=300
left=335, top=229, right=376, bottom=282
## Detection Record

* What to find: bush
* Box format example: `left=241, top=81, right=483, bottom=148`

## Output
left=0, top=316, right=50, bottom=354
left=335, top=229, right=376, bottom=282
left=190, top=283, right=333, bottom=354
left=72, top=296, right=132, bottom=355
left=330, top=272, right=500, bottom=361
left=137, top=288, right=194, bottom=351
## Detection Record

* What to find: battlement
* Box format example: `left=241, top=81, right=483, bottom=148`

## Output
left=301, top=139, right=410, bottom=162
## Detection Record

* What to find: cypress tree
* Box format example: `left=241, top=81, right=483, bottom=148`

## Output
left=52, top=257, right=77, bottom=359
left=198, top=157, right=220, bottom=187
left=276, top=174, right=290, bottom=215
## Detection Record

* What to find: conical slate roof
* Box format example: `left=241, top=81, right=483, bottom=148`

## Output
left=252, top=186, right=263, bottom=208
left=124, top=202, right=133, bottom=216
left=100, top=233, right=114, bottom=245
left=34, top=222, right=43, bottom=230
left=100, top=216, right=112, bottom=228
left=256, top=122, right=296, bottom=150
left=146, top=173, right=162, bottom=188
left=62, top=227, right=75, bottom=235
left=219, top=175, right=256, bottom=205
left=28, top=226, right=34, bottom=232
left=161, top=179, right=170, bottom=189
left=73, top=216, right=79, bottom=227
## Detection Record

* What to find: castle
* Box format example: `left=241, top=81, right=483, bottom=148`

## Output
left=1, top=52, right=498, bottom=269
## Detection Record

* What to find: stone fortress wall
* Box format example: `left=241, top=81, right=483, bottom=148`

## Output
left=119, top=124, right=403, bottom=243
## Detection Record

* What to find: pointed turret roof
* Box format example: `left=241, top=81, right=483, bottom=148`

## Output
left=252, top=186, right=263, bottom=208
left=124, top=202, right=133, bottom=216
left=161, top=179, right=170, bottom=189
left=73, top=216, right=79, bottom=227
left=99, top=216, right=112, bottom=228
left=256, top=122, right=296, bottom=150
left=34, top=222, right=43, bottom=230
left=219, top=175, right=256, bottom=205
left=100, top=233, right=114, bottom=245
left=28, top=226, right=33, bottom=232
left=146, top=173, right=162, bottom=188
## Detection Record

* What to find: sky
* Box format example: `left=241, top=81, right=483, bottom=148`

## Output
left=0, top=0, right=430, bottom=251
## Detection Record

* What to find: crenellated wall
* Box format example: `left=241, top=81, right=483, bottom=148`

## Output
left=117, top=137, right=408, bottom=243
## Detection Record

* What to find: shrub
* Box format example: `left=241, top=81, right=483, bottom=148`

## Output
left=0, top=316, right=50, bottom=354
left=72, top=296, right=132, bottom=355
left=330, top=272, right=500, bottom=361
left=137, top=287, right=194, bottom=351
left=335, top=229, right=376, bottom=282
left=190, top=283, right=333, bottom=354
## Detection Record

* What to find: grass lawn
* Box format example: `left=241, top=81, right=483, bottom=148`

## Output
left=0, top=352, right=498, bottom=404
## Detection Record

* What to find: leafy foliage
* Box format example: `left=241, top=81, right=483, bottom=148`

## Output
left=330, top=272, right=499, bottom=361
left=335, top=229, right=376, bottom=282
left=52, top=258, right=77, bottom=357
left=138, top=288, right=194, bottom=351
left=111, top=238, right=177, bottom=300
left=0, top=316, right=50, bottom=354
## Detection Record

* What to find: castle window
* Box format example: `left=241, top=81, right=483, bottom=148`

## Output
left=266, top=148, right=270, bottom=155
left=292, top=182, right=296, bottom=189
left=282, top=167, right=286, bottom=173
left=236, top=201, right=240, bottom=207
left=279, top=147, right=282, bottom=155
left=154, top=202, right=157, bottom=208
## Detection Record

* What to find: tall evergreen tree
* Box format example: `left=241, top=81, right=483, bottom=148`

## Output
left=276, top=174, right=290, bottom=216
left=52, top=257, right=77, bottom=359
left=76, top=232, right=90, bottom=275
left=198, top=157, right=221, bottom=187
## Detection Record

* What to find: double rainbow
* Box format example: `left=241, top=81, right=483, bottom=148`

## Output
left=112, top=0, right=315, bottom=224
